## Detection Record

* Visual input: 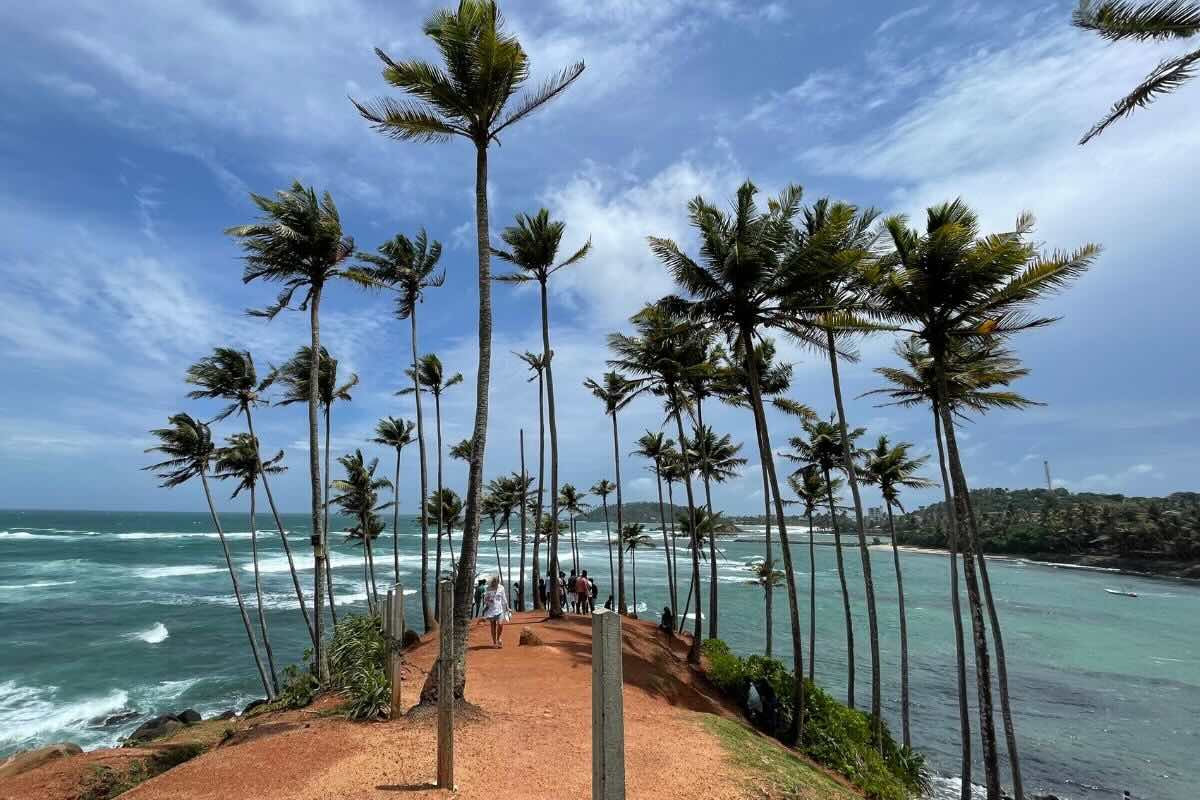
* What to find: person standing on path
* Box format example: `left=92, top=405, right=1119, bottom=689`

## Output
left=481, top=575, right=510, bottom=647
left=473, top=578, right=487, bottom=617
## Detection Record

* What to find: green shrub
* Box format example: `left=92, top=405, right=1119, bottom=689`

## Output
left=278, top=662, right=319, bottom=709
left=329, top=612, right=391, bottom=720
left=700, top=638, right=927, bottom=800
left=77, top=744, right=205, bottom=800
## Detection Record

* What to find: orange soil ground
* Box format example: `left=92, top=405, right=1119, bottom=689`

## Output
left=0, top=611, right=837, bottom=800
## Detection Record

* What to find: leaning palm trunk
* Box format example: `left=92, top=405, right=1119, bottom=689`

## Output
left=200, top=471, right=272, bottom=698
left=827, top=333, right=882, bottom=733
left=323, top=407, right=338, bottom=626
left=531, top=370, right=546, bottom=610
left=825, top=465, right=856, bottom=710
left=935, top=359, right=1001, bottom=800
left=410, top=311, right=435, bottom=632
left=666, top=480, right=682, bottom=629
left=886, top=501, right=911, bottom=749
left=540, top=278, right=564, bottom=618
left=249, top=485, right=279, bottom=694
left=934, top=408, right=973, bottom=800
left=653, top=466, right=675, bottom=620
left=612, top=412, right=627, bottom=613
left=365, top=526, right=380, bottom=609
left=742, top=326, right=803, bottom=740
left=308, top=293, right=328, bottom=682
left=671, top=403, right=704, bottom=663
left=243, top=409, right=315, bottom=647
left=806, top=507, right=816, bottom=683
left=698, top=402, right=720, bottom=640
left=758, top=442, right=774, bottom=658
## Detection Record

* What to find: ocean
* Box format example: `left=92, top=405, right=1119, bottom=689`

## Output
left=1, top=509, right=1196, bottom=800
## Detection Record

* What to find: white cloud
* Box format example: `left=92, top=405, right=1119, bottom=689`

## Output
left=875, top=4, right=931, bottom=35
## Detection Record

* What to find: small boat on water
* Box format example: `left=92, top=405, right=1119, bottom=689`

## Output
left=1105, top=588, right=1138, bottom=597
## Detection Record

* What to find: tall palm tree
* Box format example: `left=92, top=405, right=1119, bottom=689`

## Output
left=688, top=424, right=746, bottom=638
left=354, top=2, right=585, bottom=699
left=634, top=431, right=677, bottom=618
left=785, top=197, right=886, bottom=733
left=517, top=351, right=548, bottom=609
left=1073, top=0, right=1200, bottom=143
left=398, top=354, right=462, bottom=617
left=184, top=347, right=315, bottom=648
left=675, top=506, right=720, bottom=633
left=714, top=338, right=794, bottom=658
left=273, top=345, right=359, bottom=624
left=608, top=306, right=708, bottom=662
left=372, top=416, right=417, bottom=585
left=646, top=180, right=811, bottom=727
left=330, top=450, right=393, bottom=613
left=590, top=479, right=617, bottom=603
left=787, top=412, right=862, bottom=709
left=558, top=483, right=588, bottom=574
left=511, top=466, right=534, bottom=609
left=145, top=414, right=272, bottom=698
left=482, top=484, right=507, bottom=585
left=494, top=210, right=591, bottom=616
left=788, top=465, right=838, bottom=679
left=865, top=334, right=1042, bottom=797
left=584, top=372, right=635, bottom=612
left=621, top=523, right=654, bottom=618
left=660, top=446, right=687, bottom=626
left=213, top=434, right=286, bottom=694
left=869, top=199, right=1098, bottom=800
left=862, top=435, right=935, bottom=750
left=228, top=182, right=353, bottom=680
left=352, top=229, right=444, bottom=632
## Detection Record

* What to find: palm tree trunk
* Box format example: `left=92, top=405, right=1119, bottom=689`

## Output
left=532, top=372, right=545, bottom=610
left=612, top=412, right=627, bottom=614
left=492, top=520, right=504, bottom=585
left=827, top=333, right=881, bottom=733
left=200, top=471, right=272, bottom=699
left=249, top=485, right=279, bottom=694
left=697, top=405, right=719, bottom=641
left=324, top=406, right=338, bottom=627
left=434, top=392, right=446, bottom=618
left=934, top=407, right=973, bottom=800
left=653, top=466, right=674, bottom=620
left=630, top=545, right=638, bottom=617
left=935, top=358, right=1001, bottom=800
left=602, top=497, right=615, bottom=601
left=570, top=513, right=578, bottom=574
left=308, top=290, right=327, bottom=683
left=666, top=480, right=681, bottom=629
left=825, top=465, right=855, bottom=709
left=741, top=325, right=803, bottom=741
left=518, top=429, right=528, bottom=611
left=886, top=501, right=910, bottom=749
left=540, top=279, right=563, bottom=618
left=242, top=408, right=315, bottom=647
left=505, top=512, right=512, bottom=595
left=671, top=403, right=703, bottom=664
left=759, top=439, right=773, bottom=658
left=410, top=311, right=435, bottom=632
left=393, top=450, right=401, bottom=586
left=366, top=524, right=379, bottom=610
left=807, top=508, right=816, bottom=683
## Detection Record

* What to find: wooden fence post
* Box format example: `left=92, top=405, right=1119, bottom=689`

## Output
left=437, top=579, right=455, bottom=789
left=385, top=583, right=405, bottom=718
left=592, top=609, right=625, bottom=800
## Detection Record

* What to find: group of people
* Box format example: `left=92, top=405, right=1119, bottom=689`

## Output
left=541, top=569, right=600, bottom=614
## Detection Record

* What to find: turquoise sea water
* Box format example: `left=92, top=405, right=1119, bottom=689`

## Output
left=1, top=509, right=1197, bottom=800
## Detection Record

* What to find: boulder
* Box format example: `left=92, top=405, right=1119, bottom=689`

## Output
left=90, top=710, right=140, bottom=728
left=126, top=714, right=184, bottom=744
left=215, top=710, right=237, bottom=720
left=178, top=708, right=202, bottom=724
left=0, top=742, right=82, bottom=779
left=518, top=627, right=544, bottom=646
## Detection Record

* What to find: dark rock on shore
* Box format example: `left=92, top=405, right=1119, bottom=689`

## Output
left=127, top=714, right=184, bottom=744
left=216, top=710, right=237, bottom=720
left=178, top=709, right=202, bottom=724
left=90, top=709, right=140, bottom=728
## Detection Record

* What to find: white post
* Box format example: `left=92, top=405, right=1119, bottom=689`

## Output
left=592, top=609, right=625, bottom=800
left=437, top=579, right=454, bottom=789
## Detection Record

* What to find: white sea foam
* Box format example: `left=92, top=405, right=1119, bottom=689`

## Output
left=0, top=681, right=129, bottom=748
left=134, top=565, right=223, bottom=579
left=0, top=531, right=37, bottom=540
left=117, top=531, right=255, bottom=540
left=0, top=580, right=77, bottom=591
left=126, top=622, right=169, bottom=644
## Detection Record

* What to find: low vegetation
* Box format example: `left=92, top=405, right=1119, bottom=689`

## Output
left=77, top=743, right=205, bottom=800
left=272, top=613, right=393, bottom=720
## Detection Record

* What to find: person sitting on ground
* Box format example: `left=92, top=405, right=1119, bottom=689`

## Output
left=659, top=606, right=675, bottom=635
left=481, top=575, right=510, bottom=648
left=472, top=578, right=487, bottom=617
left=604, top=594, right=614, bottom=611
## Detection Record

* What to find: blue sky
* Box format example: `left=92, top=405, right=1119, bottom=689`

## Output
left=1, top=0, right=1197, bottom=514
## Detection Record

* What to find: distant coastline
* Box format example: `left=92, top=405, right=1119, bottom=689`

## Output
left=869, top=542, right=1200, bottom=581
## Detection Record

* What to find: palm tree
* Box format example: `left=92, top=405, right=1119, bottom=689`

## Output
left=213, top=434, right=286, bottom=694
left=714, top=338, right=793, bottom=659
left=584, top=372, right=636, bottom=614
left=372, top=416, right=416, bottom=585
left=687, top=424, right=746, bottom=639
left=145, top=414, right=272, bottom=698
left=660, top=445, right=686, bottom=629
left=424, top=489, right=464, bottom=584
left=748, top=560, right=785, bottom=649
left=352, top=229, right=444, bottom=632
left=634, top=431, right=677, bottom=619
left=864, top=334, right=1041, bottom=797
left=1073, top=0, right=1200, bottom=143
left=646, top=180, right=810, bottom=726
left=184, top=347, right=315, bottom=648
left=676, top=507, right=721, bottom=633
left=785, top=197, right=886, bottom=733
left=862, top=435, right=935, bottom=750
left=590, top=479, right=617, bottom=603
left=608, top=305, right=708, bottom=663
left=273, top=345, right=359, bottom=624
left=482, top=484, right=507, bottom=585
left=511, top=466, right=535, bottom=609
left=354, top=2, right=585, bottom=699
left=869, top=200, right=1098, bottom=800
left=517, top=351, right=548, bottom=609
left=345, top=515, right=387, bottom=611
left=558, top=483, right=588, bottom=574
left=788, top=465, right=838, bottom=678
left=494, top=210, right=591, bottom=616
left=398, top=354, right=462, bottom=617
left=228, top=182, right=353, bottom=681
left=620, top=523, right=654, bottom=618
left=330, top=450, right=393, bottom=613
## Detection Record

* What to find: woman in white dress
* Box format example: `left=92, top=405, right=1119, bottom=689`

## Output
left=481, top=575, right=510, bottom=648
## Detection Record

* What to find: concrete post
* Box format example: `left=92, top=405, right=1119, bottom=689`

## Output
left=387, top=584, right=405, bottom=718
left=437, top=579, right=455, bottom=789
left=592, top=609, right=626, bottom=800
